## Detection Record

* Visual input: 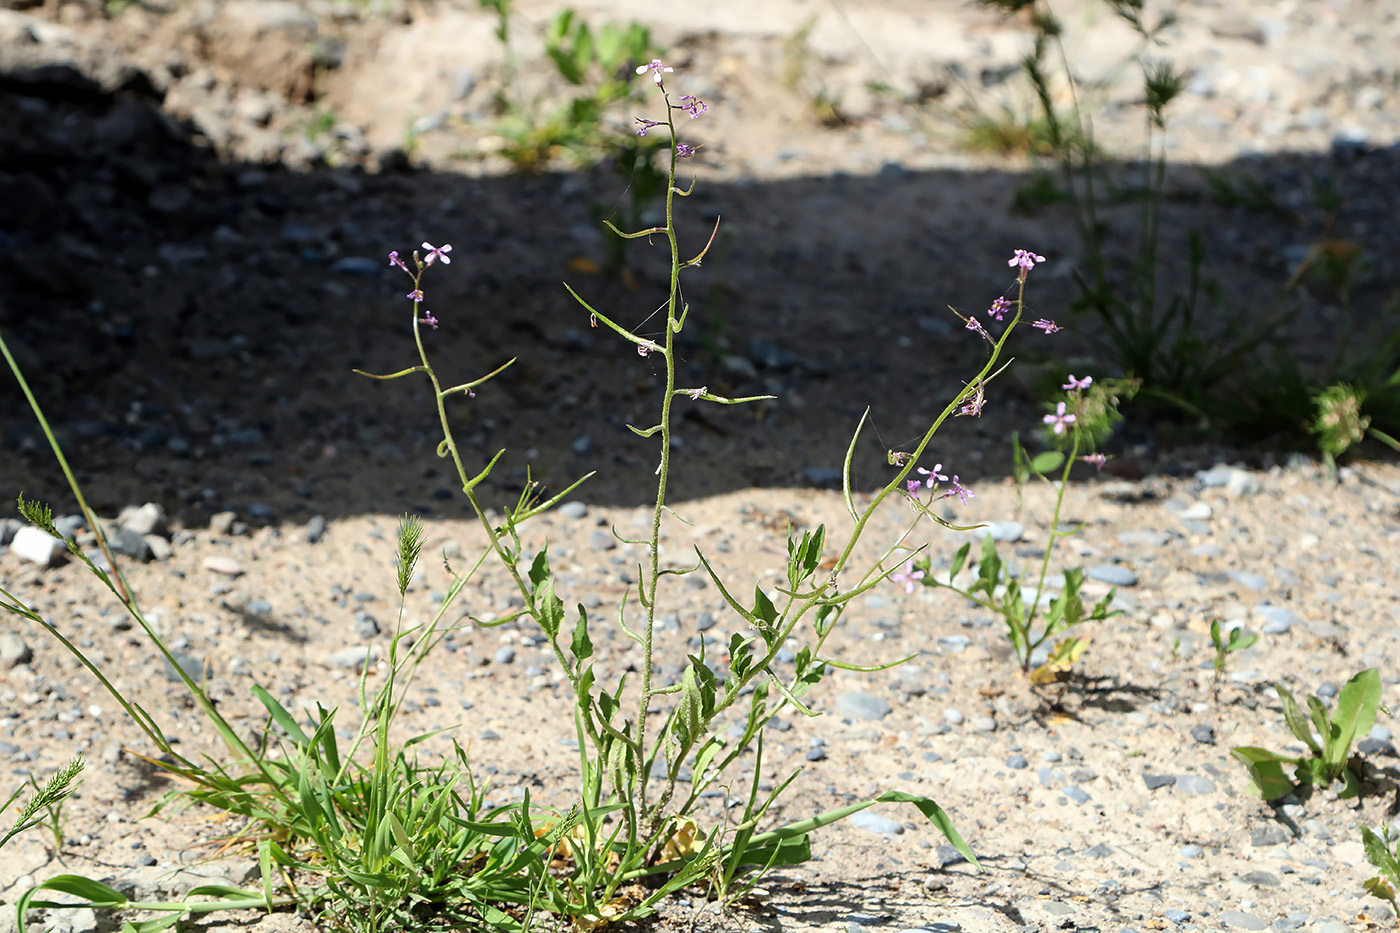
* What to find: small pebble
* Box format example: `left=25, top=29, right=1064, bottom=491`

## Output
left=943, top=708, right=964, bottom=725
left=835, top=691, right=892, bottom=722
left=1087, top=564, right=1138, bottom=587
left=1175, top=774, right=1215, bottom=795
left=848, top=811, right=904, bottom=835
left=202, top=556, right=245, bottom=576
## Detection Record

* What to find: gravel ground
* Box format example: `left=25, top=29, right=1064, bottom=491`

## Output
left=3, top=1, right=1400, bottom=931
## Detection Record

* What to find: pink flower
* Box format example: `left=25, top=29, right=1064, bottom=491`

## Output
left=1062, top=374, right=1092, bottom=390
left=678, top=95, right=708, bottom=119
left=1009, top=249, right=1046, bottom=281
left=675, top=143, right=698, bottom=158
left=422, top=242, right=452, bottom=265
left=988, top=296, right=1012, bottom=321
left=1081, top=453, right=1107, bottom=470
left=918, top=464, right=948, bottom=488
left=407, top=289, right=424, bottom=302
left=1044, top=401, right=1076, bottom=434
left=419, top=311, right=438, bottom=330
left=634, top=117, right=664, bottom=136
left=636, top=59, right=673, bottom=85
left=1032, top=319, right=1060, bottom=334
left=890, top=560, right=925, bottom=594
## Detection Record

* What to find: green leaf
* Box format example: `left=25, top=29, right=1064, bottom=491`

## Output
left=251, top=685, right=311, bottom=747
left=1331, top=668, right=1382, bottom=768
left=752, top=585, right=778, bottom=629
left=1275, top=684, right=1322, bottom=755
left=948, top=541, right=972, bottom=580
left=1305, top=695, right=1334, bottom=754
left=570, top=605, right=593, bottom=662
left=1363, top=827, right=1400, bottom=881
left=1229, top=746, right=1297, bottom=801
left=1030, top=450, right=1065, bottom=474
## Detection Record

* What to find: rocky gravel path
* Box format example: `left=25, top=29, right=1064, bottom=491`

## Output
left=3, top=0, right=1400, bottom=931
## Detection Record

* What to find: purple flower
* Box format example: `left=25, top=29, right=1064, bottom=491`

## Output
left=634, top=117, right=664, bottom=136
left=918, top=464, right=948, bottom=487
left=905, top=479, right=923, bottom=496
left=965, top=316, right=990, bottom=340
left=1062, top=374, right=1092, bottom=390
left=675, top=143, right=698, bottom=158
left=636, top=59, right=673, bottom=85
left=940, top=475, right=973, bottom=505
left=958, top=391, right=986, bottom=417
left=988, top=296, right=1011, bottom=321
left=389, top=250, right=406, bottom=271
left=422, top=242, right=452, bottom=265
left=1044, top=401, right=1077, bottom=434
left=1081, top=453, right=1107, bottom=470
left=1032, top=318, right=1060, bottom=334
left=678, top=95, right=708, bottom=119
left=890, top=560, right=925, bottom=594
left=419, top=311, right=438, bottom=330
left=407, top=288, right=424, bottom=302
left=1009, top=249, right=1046, bottom=281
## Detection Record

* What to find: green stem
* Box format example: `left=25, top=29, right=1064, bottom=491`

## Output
left=1021, top=426, right=1082, bottom=670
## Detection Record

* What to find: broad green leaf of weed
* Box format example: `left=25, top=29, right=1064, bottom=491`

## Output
left=1229, top=747, right=1296, bottom=801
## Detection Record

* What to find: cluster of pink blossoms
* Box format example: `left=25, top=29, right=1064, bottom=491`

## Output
left=388, top=241, right=452, bottom=330
left=633, top=59, right=709, bottom=159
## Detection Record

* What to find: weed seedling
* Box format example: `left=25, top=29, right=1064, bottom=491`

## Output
left=1208, top=618, right=1258, bottom=683
left=1231, top=668, right=1382, bottom=800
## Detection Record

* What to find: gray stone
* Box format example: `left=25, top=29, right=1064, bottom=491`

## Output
left=202, top=556, right=244, bottom=576
left=1218, top=910, right=1268, bottom=930
left=145, top=535, right=172, bottom=561
left=0, top=634, right=33, bottom=669
left=1064, top=785, right=1090, bottom=804
left=589, top=530, right=616, bottom=551
left=1179, top=501, right=1212, bottom=520
left=163, top=650, right=211, bottom=683
left=1232, top=571, right=1269, bottom=591
left=695, top=612, right=717, bottom=632
left=1087, top=564, right=1138, bottom=587
left=1256, top=605, right=1297, bottom=633
left=305, top=515, right=327, bottom=544
left=1083, top=842, right=1112, bottom=858
left=1117, top=529, right=1171, bottom=547
left=1226, top=470, right=1263, bottom=496
left=971, top=716, right=997, bottom=732
left=835, top=691, right=891, bottom=721
left=1175, top=774, right=1216, bottom=795
left=558, top=501, right=588, bottom=520
left=117, top=502, right=167, bottom=537
left=1142, top=772, right=1174, bottom=790
left=1189, top=724, right=1216, bottom=744
left=1164, top=909, right=1191, bottom=924
left=105, top=525, right=151, bottom=561
left=1179, top=844, right=1203, bottom=858
left=1006, top=754, right=1028, bottom=769
left=848, top=810, right=903, bottom=835
left=975, top=521, right=1024, bottom=542
left=352, top=613, right=379, bottom=639
left=805, top=746, right=827, bottom=762
left=1196, top=464, right=1234, bottom=487
left=933, top=843, right=971, bottom=868
left=11, top=525, right=67, bottom=566
left=1240, top=870, right=1280, bottom=887
left=1250, top=823, right=1291, bottom=846
left=325, top=645, right=378, bottom=669
left=493, top=645, right=516, bottom=665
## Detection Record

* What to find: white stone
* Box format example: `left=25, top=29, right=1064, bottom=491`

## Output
left=11, top=525, right=67, bottom=567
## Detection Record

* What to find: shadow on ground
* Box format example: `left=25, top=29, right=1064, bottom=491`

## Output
left=2, top=68, right=1397, bottom=530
